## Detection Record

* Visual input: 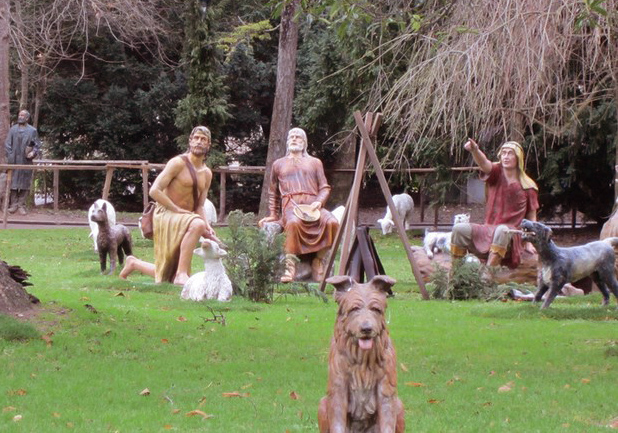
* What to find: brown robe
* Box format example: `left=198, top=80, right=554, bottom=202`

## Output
left=471, top=163, right=539, bottom=268
left=267, top=155, right=339, bottom=255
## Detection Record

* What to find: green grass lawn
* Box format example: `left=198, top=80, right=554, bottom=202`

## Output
left=0, top=227, right=617, bottom=432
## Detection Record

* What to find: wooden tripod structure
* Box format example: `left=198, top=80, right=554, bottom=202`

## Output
left=318, top=111, right=429, bottom=300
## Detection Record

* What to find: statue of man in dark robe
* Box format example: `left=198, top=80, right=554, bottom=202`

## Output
left=259, top=127, right=339, bottom=282
left=4, top=110, right=41, bottom=215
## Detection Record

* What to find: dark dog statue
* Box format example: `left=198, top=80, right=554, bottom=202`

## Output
left=521, top=219, right=618, bottom=309
left=318, top=275, right=405, bottom=433
left=90, top=202, right=133, bottom=275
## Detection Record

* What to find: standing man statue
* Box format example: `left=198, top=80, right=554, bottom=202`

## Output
left=4, top=110, right=41, bottom=215
left=259, top=127, right=339, bottom=282
left=120, top=126, right=217, bottom=285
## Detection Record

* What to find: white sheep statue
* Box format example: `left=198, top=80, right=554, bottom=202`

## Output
left=181, top=239, right=232, bottom=302
left=423, top=213, right=470, bottom=259
left=377, top=193, right=414, bottom=235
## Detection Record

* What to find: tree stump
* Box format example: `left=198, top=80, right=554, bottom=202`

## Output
left=0, top=261, right=38, bottom=316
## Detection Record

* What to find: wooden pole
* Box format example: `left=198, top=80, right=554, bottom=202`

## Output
left=338, top=113, right=374, bottom=273
left=2, top=169, right=12, bottom=228
left=353, top=111, right=429, bottom=299
left=219, top=171, right=227, bottom=219
left=53, top=169, right=59, bottom=213
left=102, top=166, right=114, bottom=200
left=141, top=164, right=149, bottom=209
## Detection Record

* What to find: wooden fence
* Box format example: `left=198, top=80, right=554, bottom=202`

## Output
left=1, top=159, right=481, bottom=229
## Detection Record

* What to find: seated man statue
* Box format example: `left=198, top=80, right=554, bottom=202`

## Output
left=451, top=139, right=539, bottom=269
left=259, top=127, right=339, bottom=282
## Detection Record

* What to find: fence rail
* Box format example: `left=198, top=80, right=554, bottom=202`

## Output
left=1, top=159, right=488, bottom=229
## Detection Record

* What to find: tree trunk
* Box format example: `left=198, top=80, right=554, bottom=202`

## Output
left=20, top=64, right=28, bottom=110
left=614, top=85, right=618, bottom=202
left=0, top=0, right=10, bottom=164
left=0, top=261, right=37, bottom=316
left=328, top=132, right=356, bottom=207
left=258, top=0, right=299, bottom=218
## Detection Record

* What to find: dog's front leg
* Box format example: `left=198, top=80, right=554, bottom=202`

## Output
left=327, top=388, right=349, bottom=433
left=533, top=283, right=549, bottom=304
left=377, top=376, right=404, bottom=432
left=541, top=281, right=565, bottom=309
left=98, top=250, right=108, bottom=274
left=108, top=244, right=118, bottom=275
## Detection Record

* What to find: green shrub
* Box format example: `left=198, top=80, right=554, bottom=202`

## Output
left=223, top=210, right=286, bottom=303
left=430, top=259, right=505, bottom=301
left=0, top=314, right=40, bottom=341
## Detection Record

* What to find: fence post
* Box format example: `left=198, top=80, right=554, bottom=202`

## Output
left=141, top=164, right=149, bottom=209
left=53, top=169, right=59, bottom=213
left=219, top=171, right=226, bottom=218
left=102, top=166, right=114, bottom=200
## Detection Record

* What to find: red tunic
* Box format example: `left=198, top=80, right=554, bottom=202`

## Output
left=471, top=163, right=539, bottom=268
left=267, top=155, right=339, bottom=255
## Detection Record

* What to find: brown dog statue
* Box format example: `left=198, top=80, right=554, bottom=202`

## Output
left=318, top=275, right=405, bottom=433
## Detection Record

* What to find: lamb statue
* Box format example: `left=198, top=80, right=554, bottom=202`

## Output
left=423, top=213, right=470, bottom=259
left=181, top=239, right=232, bottom=302
left=377, top=193, right=414, bottom=235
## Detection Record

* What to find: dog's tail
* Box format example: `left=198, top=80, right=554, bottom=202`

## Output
left=602, top=237, right=618, bottom=248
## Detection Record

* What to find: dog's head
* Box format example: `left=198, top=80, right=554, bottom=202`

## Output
left=520, top=219, right=552, bottom=246
left=89, top=202, right=108, bottom=223
left=327, top=275, right=396, bottom=352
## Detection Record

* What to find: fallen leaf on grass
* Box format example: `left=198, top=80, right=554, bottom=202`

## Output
left=161, top=339, right=169, bottom=344
left=114, top=292, right=125, bottom=297
left=3, top=406, right=16, bottom=412
left=84, top=304, right=98, bottom=314
left=42, top=333, right=54, bottom=347
left=8, top=389, right=27, bottom=396
left=13, top=415, right=22, bottom=422
left=405, top=382, right=425, bottom=387
left=185, top=410, right=213, bottom=419
left=399, top=363, right=409, bottom=372
left=427, top=399, right=441, bottom=404
left=140, top=388, right=150, bottom=396
left=177, top=316, right=187, bottom=322
left=52, top=412, right=61, bottom=418
left=289, top=391, right=300, bottom=400
left=222, top=392, right=250, bottom=398
left=581, top=378, right=590, bottom=384
left=498, top=382, right=514, bottom=393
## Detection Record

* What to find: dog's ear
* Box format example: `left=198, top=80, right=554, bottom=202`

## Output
left=101, top=202, right=107, bottom=212
left=326, top=275, right=355, bottom=293
left=368, top=275, right=396, bottom=295
left=544, top=226, right=553, bottom=242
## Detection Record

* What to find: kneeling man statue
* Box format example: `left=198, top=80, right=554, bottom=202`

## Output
left=259, top=128, right=339, bottom=282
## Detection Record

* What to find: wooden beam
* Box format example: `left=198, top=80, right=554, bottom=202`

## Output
left=353, top=111, right=429, bottom=299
